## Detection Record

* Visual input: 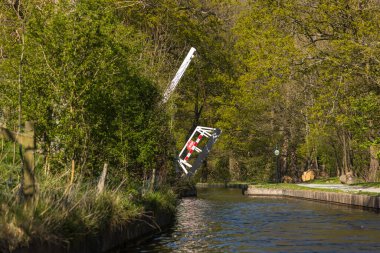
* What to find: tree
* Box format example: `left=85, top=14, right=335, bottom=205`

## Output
left=1, top=0, right=174, bottom=187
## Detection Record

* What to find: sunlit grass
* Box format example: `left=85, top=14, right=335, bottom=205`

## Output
left=304, top=177, right=341, bottom=184
left=352, top=182, right=380, bottom=188
left=251, top=183, right=380, bottom=197
left=0, top=171, right=177, bottom=252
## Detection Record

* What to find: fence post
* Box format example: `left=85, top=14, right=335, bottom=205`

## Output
left=21, top=121, right=35, bottom=197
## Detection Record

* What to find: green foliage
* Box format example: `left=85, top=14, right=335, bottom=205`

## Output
left=141, top=189, right=177, bottom=214
left=208, top=157, right=231, bottom=183
left=23, top=0, right=165, bottom=175
left=172, top=177, right=196, bottom=194
left=1, top=0, right=380, bottom=249
left=215, top=0, right=380, bottom=182
left=0, top=0, right=176, bottom=182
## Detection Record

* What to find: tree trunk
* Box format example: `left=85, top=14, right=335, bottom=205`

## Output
left=187, top=88, right=203, bottom=139
left=201, top=159, right=208, bottom=182
left=342, top=131, right=348, bottom=174
left=229, top=154, right=239, bottom=181
left=289, top=149, right=298, bottom=179
left=368, top=145, right=379, bottom=182
left=341, top=130, right=352, bottom=175
left=150, top=168, right=156, bottom=191
left=331, top=141, right=342, bottom=176
left=280, top=133, right=289, bottom=178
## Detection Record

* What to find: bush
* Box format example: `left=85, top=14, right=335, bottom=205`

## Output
left=141, top=189, right=177, bottom=214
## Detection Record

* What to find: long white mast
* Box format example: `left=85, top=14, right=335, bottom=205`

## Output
left=161, top=47, right=196, bottom=104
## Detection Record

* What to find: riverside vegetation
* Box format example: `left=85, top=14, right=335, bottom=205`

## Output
left=0, top=0, right=379, bottom=251
left=0, top=166, right=177, bottom=252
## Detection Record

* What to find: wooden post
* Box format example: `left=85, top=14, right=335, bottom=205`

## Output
left=150, top=168, right=156, bottom=191
left=13, top=141, right=16, bottom=164
left=22, top=121, right=35, bottom=197
left=97, top=162, right=108, bottom=194
left=70, top=159, right=75, bottom=185
left=0, top=121, right=36, bottom=197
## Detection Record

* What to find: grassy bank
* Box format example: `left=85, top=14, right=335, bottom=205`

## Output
left=199, top=178, right=380, bottom=197
left=0, top=173, right=177, bottom=253
left=251, top=183, right=380, bottom=197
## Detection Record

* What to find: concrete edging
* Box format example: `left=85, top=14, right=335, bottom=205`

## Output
left=244, top=186, right=380, bottom=210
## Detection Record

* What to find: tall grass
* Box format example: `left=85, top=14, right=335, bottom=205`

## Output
left=0, top=170, right=177, bottom=252
left=0, top=141, right=177, bottom=252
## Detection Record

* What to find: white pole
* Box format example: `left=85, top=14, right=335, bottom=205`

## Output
left=161, top=47, right=196, bottom=104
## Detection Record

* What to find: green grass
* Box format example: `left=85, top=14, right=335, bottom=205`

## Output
left=304, top=178, right=380, bottom=187
left=142, top=189, right=177, bottom=214
left=0, top=172, right=177, bottom=252
left=351, top=182, right=380, bottom=188
left=197, top=181, right=251, bottom=186
left=253, top=183, right=309, bottom=190
left=227, top=181, right=252, bottom=185
left=354, top=191, right=380, bottom=197
left=304, top=177, right=341, bottom=184
left=0, top=144, right=178, bottom=252
left=250, top=183, right=380, bottom=196
left=251, top=183, right=339, bottom=192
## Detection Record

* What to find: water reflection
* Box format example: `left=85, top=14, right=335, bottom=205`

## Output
left=122, top=188, right=380, bottom=253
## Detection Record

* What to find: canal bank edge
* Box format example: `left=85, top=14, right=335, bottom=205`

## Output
left=14, top=210, right=174, bottom=253
left=196, top=182, right=248, bottom=190
left=177, top=185, right=197, bottom=197
left=244, top=186, right=380, bottom=210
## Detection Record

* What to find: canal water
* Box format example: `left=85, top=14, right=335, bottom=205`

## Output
left=123, top=188, right=380, bottom=253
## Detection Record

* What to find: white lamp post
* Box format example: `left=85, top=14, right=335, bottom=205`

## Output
left=274, top=146, right=280, bottom=183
